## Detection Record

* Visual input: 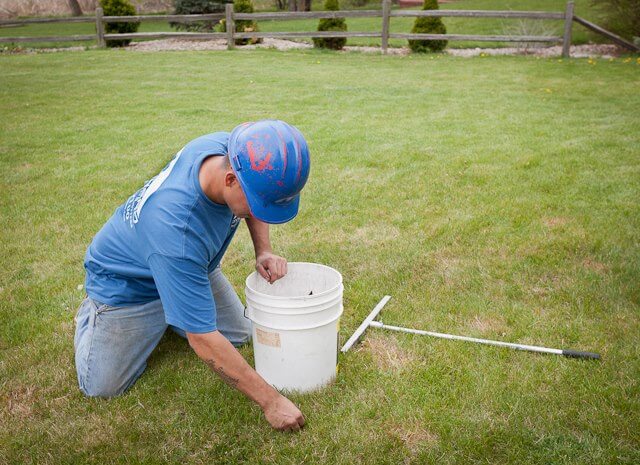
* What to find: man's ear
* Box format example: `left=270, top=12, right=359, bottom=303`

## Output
left=224, top=170, right=237, bottom=187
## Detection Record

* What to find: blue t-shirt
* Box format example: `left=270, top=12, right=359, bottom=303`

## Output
left=84, top=132, right=241, bottom=333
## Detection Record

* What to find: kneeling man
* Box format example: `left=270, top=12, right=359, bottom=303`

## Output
left=74, top=120, right=310, bottom=432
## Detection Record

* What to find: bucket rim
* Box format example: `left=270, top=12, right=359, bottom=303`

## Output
left=245, top=262, right=343, bottom=301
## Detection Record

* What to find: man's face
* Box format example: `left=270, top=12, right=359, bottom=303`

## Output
left=224, top=172, right=252, bottom=218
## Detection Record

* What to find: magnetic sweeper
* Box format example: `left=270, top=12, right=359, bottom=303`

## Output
left=341, top=296, right=600, bottom=360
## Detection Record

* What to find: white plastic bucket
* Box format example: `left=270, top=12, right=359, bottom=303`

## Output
left=245, top=262, right=343, bottom=393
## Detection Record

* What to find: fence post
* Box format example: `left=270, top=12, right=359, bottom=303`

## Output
left=381, top=0, right=391, bottom=54
left=562, top=1, right=574, bottom=58
left=225, top=3, right=235, bottom=50
left=95, top=7, right=106, bottom=48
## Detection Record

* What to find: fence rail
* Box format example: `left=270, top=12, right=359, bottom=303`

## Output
left=101, top=14, right=225, bottom=23
left=1, top=1, right=638, bottom=55
left=572, top=15, right=637, bottom=51
left=0, top=34, right=95, bottom=42
left=103, top=32, right=227, bottom=40
left=389, top=33, right=562, bottom=42
left=389, top=10, right=566, bottom=19
left=233, top=10, right=381, bottom=20
left=0, top=16, right=94, bottom=25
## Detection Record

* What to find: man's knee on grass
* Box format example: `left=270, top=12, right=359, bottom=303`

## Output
left=78, top=373, right=131, bottom=399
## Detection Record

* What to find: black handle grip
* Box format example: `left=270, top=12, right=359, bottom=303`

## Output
left=562, top=349, right=601, bottom=360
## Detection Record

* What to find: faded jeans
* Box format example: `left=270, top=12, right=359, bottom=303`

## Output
left=73, top=266, right=252, bottom=398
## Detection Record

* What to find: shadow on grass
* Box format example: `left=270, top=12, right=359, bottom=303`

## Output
left=145, top=328, right=192, bottom=369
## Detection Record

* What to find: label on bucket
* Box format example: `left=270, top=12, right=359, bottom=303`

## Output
left=256, top=328, right=281, bottom=348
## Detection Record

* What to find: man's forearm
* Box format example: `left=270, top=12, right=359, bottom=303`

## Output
left=246, top=216, right=288, bottom=283
left=246, top=216, right=272, bottom=257
left=187, top=330, right=279, bottom=408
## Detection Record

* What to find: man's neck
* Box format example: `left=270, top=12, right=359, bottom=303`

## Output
left=199, top=155, right=227, bottom=206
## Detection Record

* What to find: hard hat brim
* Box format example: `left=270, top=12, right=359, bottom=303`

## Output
left=244, top=189, right=300, bottom=225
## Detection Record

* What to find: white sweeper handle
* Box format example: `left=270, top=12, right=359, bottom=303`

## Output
left=368, top=321, right=601, bottom=360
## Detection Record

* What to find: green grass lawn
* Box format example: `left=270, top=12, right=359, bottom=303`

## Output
left=1, top=50, right=639, bottom=464
left=0, top=0, right=605, bottom=49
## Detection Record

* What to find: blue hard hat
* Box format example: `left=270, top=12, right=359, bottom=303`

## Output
left=228, top=120, right=310, bottom=224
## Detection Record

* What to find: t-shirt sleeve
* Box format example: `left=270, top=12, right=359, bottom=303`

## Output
left=147, top=253, right=216, bottom=334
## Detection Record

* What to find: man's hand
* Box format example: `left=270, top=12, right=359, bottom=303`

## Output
left=256, top=252, right=288, bottom=284
left=263, top=393, right=305, bottom=432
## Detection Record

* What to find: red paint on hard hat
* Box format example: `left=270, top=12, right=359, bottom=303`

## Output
left=247, top=140, right=273, bottom=171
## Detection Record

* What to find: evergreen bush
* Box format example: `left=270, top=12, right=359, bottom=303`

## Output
left=313, top=0, right=347, bottom=50
left=235, top=0, right=261, bottom=45
left=408, top=0, right=447, bottom=53
left=220, top=0, right=262, bottom=45
left=100, top=0, right=140, bottom=47
left=171, top=0, right=229, bottom=32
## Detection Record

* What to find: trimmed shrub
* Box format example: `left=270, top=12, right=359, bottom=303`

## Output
left=220, top=0, right=262, bottom=45
left=313, top=0, right=347, bottom=50
left=408, top=0, right=447, bottom=53
left=100, top=0, right=140, bottom=48
left=235, top=0, right=262, bottom=45
left=171, top=0, right=228, bottom=32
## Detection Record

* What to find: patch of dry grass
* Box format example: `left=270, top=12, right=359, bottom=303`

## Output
left=389, top=418, right=439, bottom=455
left=581, top=258, right=609, bottom=274
left=467, top=314, right=508, bottom=337
left=3, top=384, right=37, bottom=419
left=542, top=216, right=569, bottom=228
left=359, top=332, right=418, bottom=372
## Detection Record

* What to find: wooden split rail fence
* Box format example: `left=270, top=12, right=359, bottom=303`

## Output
left=0, top=1, right=637, bottom=57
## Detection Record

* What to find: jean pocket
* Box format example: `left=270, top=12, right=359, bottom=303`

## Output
left=94, top=303, right=135, bottom=333
left=94, top=300, right=165, bottom=333
left=94, top=302, right=126, bottom=327
left=92, top=298, right=124, bottom=314
left=96, top=303, right=119, bottom=314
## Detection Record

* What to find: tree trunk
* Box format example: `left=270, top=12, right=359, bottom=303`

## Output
left=300, top=0, right=312, bottom=12
left=68, top=0, right=83, bottom=16
left=289, top=0, right=297, bottom=11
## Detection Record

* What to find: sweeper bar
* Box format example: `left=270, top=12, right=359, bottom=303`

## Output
left=341, top=296, right=600, bottom=360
